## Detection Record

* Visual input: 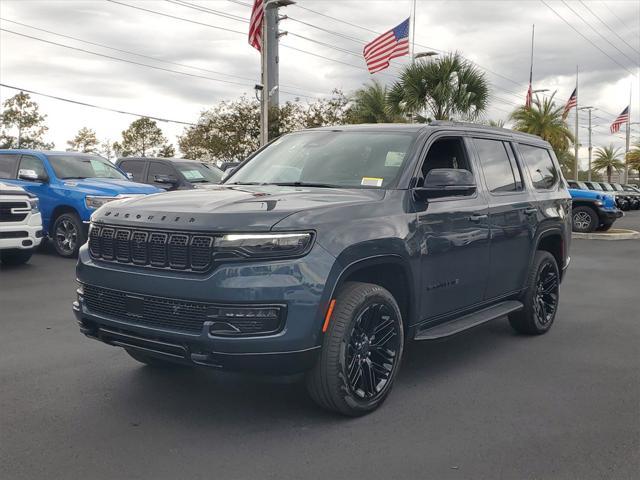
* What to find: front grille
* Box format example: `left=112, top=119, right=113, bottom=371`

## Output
left=0, top=201, right=29, bottom=222
left=89, top=224, right=214, bottom=272
left=82, top=284, right=284, bottom=336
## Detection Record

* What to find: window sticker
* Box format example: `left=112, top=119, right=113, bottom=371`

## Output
left=361, top=177, right=383, bottom=187
left=385, top=151, right=405, bottom=166
left=182, top=170, right=206, bottom=180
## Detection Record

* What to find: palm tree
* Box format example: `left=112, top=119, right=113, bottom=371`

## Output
left=350, top=80, right=405, bottom=123
left=387, top=53, right=489, bottom=121
left=593, top=145, right=624, bottom=182
left=510, top=92, right=574, bottom=154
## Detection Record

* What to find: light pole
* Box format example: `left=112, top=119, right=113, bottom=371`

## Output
left=579, top=106, right=595, bottom=181
left=414, top=51, right=438, bottom=61
left=260, top=0, right=295, bottom=146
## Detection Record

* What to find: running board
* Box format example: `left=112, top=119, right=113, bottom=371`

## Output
left=413, top=300, right=523, bottom=341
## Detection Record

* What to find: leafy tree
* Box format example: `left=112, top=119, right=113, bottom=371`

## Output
left=626, top=141, right=640, bottom=183
left=158, top=144, right=176, bottom=158
left=179, top=92, right=354, bottom=162
left=593, top=144, right=624, bottom=182
left=555, top=148, right=576, bottom=179
left=351, top=80, right=405, bottom=124
left=113, top=117, right=171, bottom=157
left=0, top=91, right=54, bottom=149
left=99, top=139, right=115, bottom=160
left=387, top=53, right=489, bottom=121
left=67, top=127, right=99, bottom=153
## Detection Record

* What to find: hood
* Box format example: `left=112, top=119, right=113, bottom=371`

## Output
left=0, top=181, right=30, bottom=196
left=61, top=178, right=161, bottom=195
left=92, top=185, right=384, bottom=231
left=569, top=188, right=616, bottom=209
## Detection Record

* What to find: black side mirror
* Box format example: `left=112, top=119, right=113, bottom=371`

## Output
left=414, top=168, right=476, bottom=199
left=153, top=174, right=179, bottom=186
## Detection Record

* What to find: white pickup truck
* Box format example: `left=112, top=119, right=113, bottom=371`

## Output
left=0, top=182, right=43, bottom=265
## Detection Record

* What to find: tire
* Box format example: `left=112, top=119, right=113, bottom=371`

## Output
left=0, top=248, right=33, bottom=266
left=509, top=251, right=560, bottom=335
left=597, top=222, right=614, bottom=232
left=572, top=206, right=598, bottom=233
left=306, top=282, right=404, bottom=416
left=126, top=349, right=187, bottom=368
left=52, top=212, right=85, bottom=258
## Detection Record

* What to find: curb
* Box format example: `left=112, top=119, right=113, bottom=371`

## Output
left=573, top=229, right=640, bottom=240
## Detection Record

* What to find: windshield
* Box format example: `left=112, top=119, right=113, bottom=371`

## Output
left=600, top=183, right=614, bottom=191
left=227, top=131, right=417, bottom=188
left=175, top=162, right=223, bottom=183
left=612, top=183, right=624, bottom=191
left=575, top=181, right=589, bottom=189
left=48, top=155, right=127, bottom=180
left=588, top=182, right=603, bottom=191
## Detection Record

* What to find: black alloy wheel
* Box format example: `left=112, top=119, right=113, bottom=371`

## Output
left=52, top=212, right=85, bottom=257
left=306, top=282, right=404, bottom=416
left=533, top=261, right=559, bottom=328
left=345, top=302, right=401, bottom=401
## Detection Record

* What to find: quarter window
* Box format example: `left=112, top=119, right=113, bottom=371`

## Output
left=518, top=144, right=559, bottom=190
left=474, top=138, right=522, bottom=193
left=0, top=154, right=19, bottom=179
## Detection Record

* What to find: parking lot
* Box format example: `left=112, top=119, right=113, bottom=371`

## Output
left=1, top=215, right=639, bottom=480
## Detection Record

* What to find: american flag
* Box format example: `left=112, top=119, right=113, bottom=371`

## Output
left=562, top=88, right=577, bottom=119
left=248, top=0, right=263, bottom=52
left=525, top=84, right=533, bottom=109
left=363, top=18, right=410, bottom=74
left=610, top=106, right=630, bottom=134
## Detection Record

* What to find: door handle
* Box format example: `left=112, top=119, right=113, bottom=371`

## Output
left=524, top=208, right=538, bottom=215
left=469, top=213, right=488, bottom=222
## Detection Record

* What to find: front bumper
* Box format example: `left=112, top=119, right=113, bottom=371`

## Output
left=0, top=213, right=43, bottom=250
left=74, top=243, right=338, bottom=374
left=597, top=206, right=623, bottom=223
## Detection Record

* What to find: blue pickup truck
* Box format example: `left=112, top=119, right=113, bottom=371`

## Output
left=567, top=180, right=622, bottom=232
left=0, top=150, right=161, bottom=257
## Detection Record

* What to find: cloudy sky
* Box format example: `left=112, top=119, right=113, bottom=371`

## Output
left=1, top=0, right=638, bottom=167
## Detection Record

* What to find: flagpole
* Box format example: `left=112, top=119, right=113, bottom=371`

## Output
left=574, top=66, right=579, bottom=179
left=410, top=0, right=416, bottom=63
left=529, top=24, right=535, bottom=87
left=625, top=84, right=631, bottom=183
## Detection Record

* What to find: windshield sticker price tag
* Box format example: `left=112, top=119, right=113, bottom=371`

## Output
left=182, top=170, right=205, bottom=180
left=361, top=177, right=383, bottom=187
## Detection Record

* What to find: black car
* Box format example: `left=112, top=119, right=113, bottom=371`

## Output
left=583, top=181, right=630, bottom=211
left=116, top=157, right=224, bottom=190
left=75, top=123, right=571, bottom=416
left=611, top=182, right=640, bottom=209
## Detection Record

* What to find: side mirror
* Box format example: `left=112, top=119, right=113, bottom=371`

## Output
left=18, top=169, right=45, bottom=182
left=126, top=172, right=134, bottom=180
left=153, top=174, right=179, bottom=187
left=415, top=168, right=476, bottom=199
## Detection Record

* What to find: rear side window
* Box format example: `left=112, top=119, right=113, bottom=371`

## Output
left=119, top=160, right=145, bottom=181
left=0, top=154, right=19, bottom=179
left=474, top=138, right=522, bottom=193
left=518, top=144, right=558, bottom=190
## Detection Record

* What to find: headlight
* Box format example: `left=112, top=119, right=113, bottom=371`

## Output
left=27, top=197, right=39, bottom=213
left=216, top=232, right=313, bottom=259
left=594, top=200, right=603, bottom=206
left=85, top=195, right=122, bottom=210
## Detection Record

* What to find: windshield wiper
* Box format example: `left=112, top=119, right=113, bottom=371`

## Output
left=226, top=181, right=266, bottom=185
left=271, top=182, right=339, bottom=188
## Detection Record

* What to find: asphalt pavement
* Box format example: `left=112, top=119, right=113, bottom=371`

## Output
left=1, top=214, right=639, bottom=480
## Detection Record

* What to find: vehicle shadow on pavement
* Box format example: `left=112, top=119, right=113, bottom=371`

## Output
left=102, top=318, right=522, bottom=423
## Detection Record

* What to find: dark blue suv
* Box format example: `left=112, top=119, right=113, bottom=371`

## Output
left=0, top=150, right=160, bottom=257
left=74, top=123, right=571, bottom=415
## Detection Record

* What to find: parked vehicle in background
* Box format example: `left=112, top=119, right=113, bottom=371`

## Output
left=566, top=180, right=622, bottom=232
left=219, top=161, right=241, bottom=172
left=583, top=181, right=630, bottom=211
left=0, top=150, right=161, bottom=258
left=116, top=157, right=224, bottom=191
left=600, top=182, right=639, bottom=210
left=75, top=123, right=571, bottom=415
left=624, top=184, right=640, bottom=194
left=611, top=183, right=640, bottom=209
left=0, top=181, right=43, bottom=265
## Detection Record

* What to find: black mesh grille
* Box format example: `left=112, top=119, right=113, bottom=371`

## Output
left=89, top=224, right=214, bottom=272
left=0, top=201, right=29, bottom=222
left=82, top=284, right=284, bottom=335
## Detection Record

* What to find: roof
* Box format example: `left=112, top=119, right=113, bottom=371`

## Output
left=116, top=157, right=196, bottom=163
left=0, top=149, right=104, bottom=156
left=307, top=122, right=547, bottom=143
